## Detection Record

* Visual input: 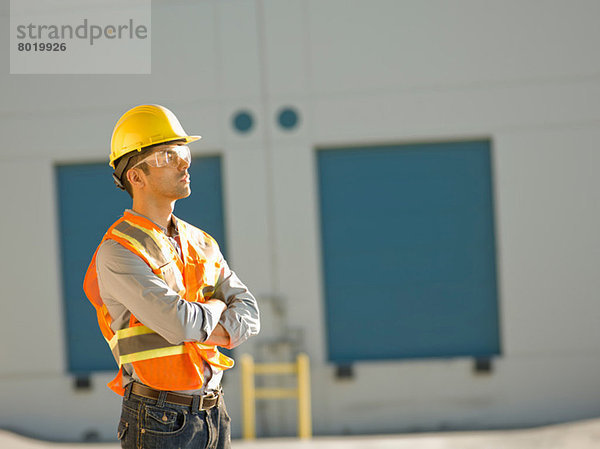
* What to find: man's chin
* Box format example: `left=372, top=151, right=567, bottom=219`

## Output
left=178, top=186, right=191, bottom=199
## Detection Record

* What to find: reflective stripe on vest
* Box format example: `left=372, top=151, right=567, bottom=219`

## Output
left=112, top=218, right=186, bottom=296
left=111, top=219, right=174, bottom=270
left=106, top=324, right=216, bottom=367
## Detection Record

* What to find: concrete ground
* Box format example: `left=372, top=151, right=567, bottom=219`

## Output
left=2, top=418, right=600, bottom=449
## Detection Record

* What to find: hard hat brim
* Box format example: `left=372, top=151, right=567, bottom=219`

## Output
left=183, top=135, right=202, bottom=144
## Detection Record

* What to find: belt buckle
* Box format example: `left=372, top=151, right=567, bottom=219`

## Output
left=192, top=390, right=220, bottom=412
left=191, top=394, right=204, bottom=413
left=207, top=391, right=219, bottom=406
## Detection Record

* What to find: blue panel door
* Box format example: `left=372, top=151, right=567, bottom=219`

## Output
left=56, top=156, right=226, bottom=374
left=317, top=141, right=500, bottom=363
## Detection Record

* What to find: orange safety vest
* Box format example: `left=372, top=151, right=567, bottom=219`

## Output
left=83, top=211, right=234, bottom=395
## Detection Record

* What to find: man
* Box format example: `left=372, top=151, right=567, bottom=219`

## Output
left=84, top=104, right=260, bottom=448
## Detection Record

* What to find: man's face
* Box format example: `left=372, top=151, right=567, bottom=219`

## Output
left=135, top=144, right=192, bottom=201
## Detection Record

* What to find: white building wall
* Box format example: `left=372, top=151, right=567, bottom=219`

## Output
left=1, top=0, right=599, bottom=441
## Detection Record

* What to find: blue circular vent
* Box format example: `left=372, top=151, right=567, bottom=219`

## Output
left=233, top=111, right=254, bottom=133
left=277, top=107, right=299, bottom=130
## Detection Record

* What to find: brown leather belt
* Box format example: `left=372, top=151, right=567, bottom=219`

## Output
left=130, top=382, right=220, bottom=411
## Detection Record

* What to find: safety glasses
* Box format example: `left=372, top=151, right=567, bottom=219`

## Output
left=131, top=145, right=191, bottom=169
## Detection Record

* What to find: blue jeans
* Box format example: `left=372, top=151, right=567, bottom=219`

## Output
left=117, top=389, right=232, bottom=449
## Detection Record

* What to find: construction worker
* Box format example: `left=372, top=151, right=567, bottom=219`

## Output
left=83, top=104, right=260, bottom=448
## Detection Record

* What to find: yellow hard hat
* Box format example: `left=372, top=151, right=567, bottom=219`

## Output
left=109, top=104, right=201, bottom=169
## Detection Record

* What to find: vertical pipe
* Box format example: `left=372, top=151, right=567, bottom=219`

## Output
left=255, top=0, right=280, bottom=297
left=296, top=353, right=312, bottom=439
left=240, top=354, right=256, bottom=440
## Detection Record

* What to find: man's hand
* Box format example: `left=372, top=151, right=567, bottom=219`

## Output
left=204, top=323, right=231, bottom=348
left=202, top=299, right=230, bottom=347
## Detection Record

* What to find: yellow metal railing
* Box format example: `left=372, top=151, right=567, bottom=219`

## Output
left=240, top=353, right=312, bottom=439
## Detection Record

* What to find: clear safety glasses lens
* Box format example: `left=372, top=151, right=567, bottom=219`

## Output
left=153, top=146, right=191, bottom=167
left=132, top=146, right=191, bottom=169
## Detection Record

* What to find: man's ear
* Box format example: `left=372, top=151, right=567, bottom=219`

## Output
left=127, top=168, right=145, bottom=190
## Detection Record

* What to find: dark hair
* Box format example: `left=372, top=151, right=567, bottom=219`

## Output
left=114, top=150, right=151, bottom=198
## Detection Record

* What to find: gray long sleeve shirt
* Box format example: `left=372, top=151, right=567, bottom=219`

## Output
left=95, top=210, right=260, bottom=394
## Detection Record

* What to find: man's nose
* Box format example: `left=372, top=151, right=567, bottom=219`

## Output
left=178, top=157, right=190, bottom=170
